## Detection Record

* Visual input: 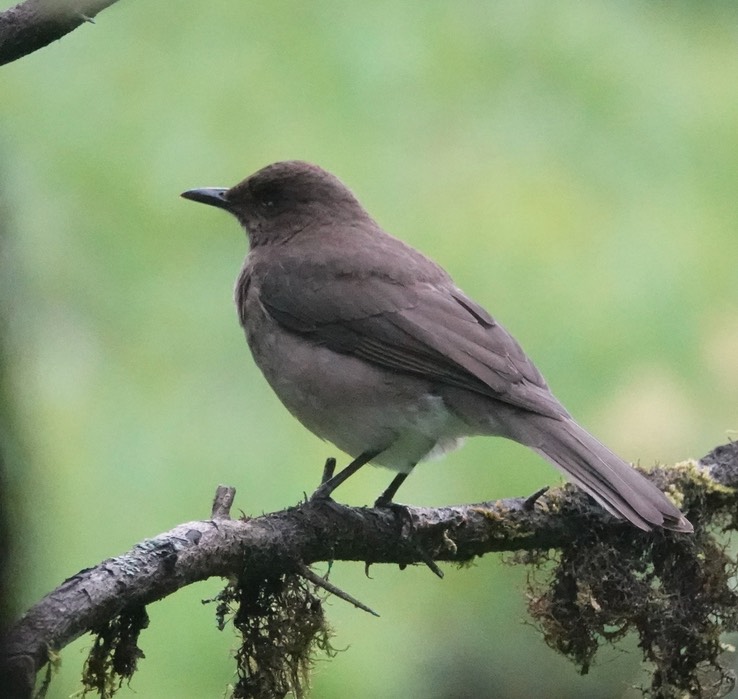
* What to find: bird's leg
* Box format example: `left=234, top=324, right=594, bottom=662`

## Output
left=374, top=473, right=409, bottom=508
left=310, top=450, right=379, bottom=501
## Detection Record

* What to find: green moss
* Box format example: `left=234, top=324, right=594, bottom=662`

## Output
left=527, top=507, right=738, bottom=697
left=80, top=606, right=149, bottom=698
left=212, top=570, right=336, bottom=699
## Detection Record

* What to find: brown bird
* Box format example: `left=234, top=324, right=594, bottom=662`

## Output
left=182, top=161, right=692, bottom=533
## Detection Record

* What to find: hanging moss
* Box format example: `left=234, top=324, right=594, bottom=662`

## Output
left=526, top=476, right=738, bottom=699
left=211, top=569, right=336, bottom=699
left=81, top=605, right=149, bottom=698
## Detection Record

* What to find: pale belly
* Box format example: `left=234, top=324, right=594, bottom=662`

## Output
left=244, top=305, right=470, bottom=472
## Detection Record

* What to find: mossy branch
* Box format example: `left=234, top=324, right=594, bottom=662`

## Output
left=2, top=442, right=737, bottom=698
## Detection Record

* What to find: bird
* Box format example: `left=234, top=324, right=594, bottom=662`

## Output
left=181, top=160, right=692, bottom=533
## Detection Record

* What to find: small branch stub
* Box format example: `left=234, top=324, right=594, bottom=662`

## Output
left=211, top=485, right=236, bottom=520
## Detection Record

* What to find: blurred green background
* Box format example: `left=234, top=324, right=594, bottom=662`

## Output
left=2, top=1, right=738, bottom=697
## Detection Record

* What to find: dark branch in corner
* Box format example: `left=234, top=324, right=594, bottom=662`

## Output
left=0, top=0, right=120, bottom=67
left=1, top=443, right=737, bottom=698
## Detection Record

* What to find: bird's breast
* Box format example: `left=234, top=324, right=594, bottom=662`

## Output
left=240, top=288, right=468, bottom=471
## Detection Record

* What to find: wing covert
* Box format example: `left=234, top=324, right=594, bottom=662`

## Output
left=257, top=263, right=564, bottom=418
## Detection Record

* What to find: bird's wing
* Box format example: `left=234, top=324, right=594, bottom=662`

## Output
left=256, top=262, right=565, bottom=418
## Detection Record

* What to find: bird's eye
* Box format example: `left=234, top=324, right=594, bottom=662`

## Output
left=252, top=181, right=282, bottom=211
left=257, top=190, right=277, bottom=209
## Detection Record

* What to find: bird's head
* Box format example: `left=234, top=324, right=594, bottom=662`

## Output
left=182, top=160, right=368, bottom=246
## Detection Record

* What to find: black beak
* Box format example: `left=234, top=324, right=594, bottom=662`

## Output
left=181, top=187, right=230, bottom=210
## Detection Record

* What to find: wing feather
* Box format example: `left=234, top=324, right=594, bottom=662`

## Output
left=256, top=262, right=565, bottom=418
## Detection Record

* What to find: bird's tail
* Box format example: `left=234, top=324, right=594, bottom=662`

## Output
left=527, top=416, right=692, bottom=532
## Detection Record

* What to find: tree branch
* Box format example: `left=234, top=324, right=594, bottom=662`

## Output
left=2, top=443, right=736, bottom=698
left=0, top=0, right=120, bottom=67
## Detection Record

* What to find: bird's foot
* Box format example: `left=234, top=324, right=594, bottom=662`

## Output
left=309, top=482, right=334, bottom=502
left=523, top=486, right=550, bottom=511
left=373, top=492, right=394, bottom=509
left=374, top=499, right=444, bottom=579
left=309, top=457, right=340, bottom=502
